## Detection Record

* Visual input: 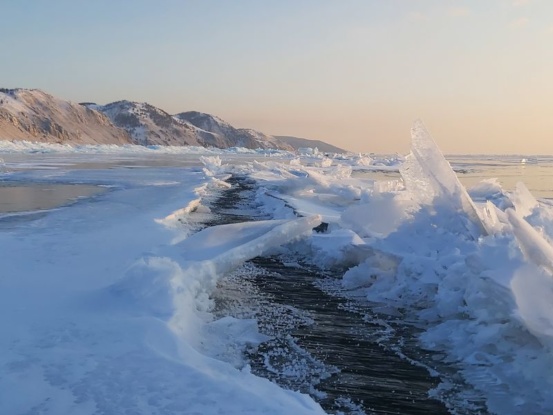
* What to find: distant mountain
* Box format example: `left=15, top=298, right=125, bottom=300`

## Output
left=275, top=135, right=347, bottom=153
left=88, top=101, right=224, bottom=147
left=0, top=89, right=131, bottom=145
left=175, top=111, right=294, bottom=151
left=0, top=88, right=298, bottom=151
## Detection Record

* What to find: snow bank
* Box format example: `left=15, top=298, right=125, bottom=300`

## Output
left=113, top=214, right=321, bottom=354
left=0, top=157, right=325, bottom=415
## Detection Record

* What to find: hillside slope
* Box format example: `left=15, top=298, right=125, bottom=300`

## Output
left=0, top=89, right=131, bottom=145
left=176, top=111, right=294, bottom=151
left=90, top=101, right=224, bottom=147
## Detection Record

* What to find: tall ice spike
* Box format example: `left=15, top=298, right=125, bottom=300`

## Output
left=400, top=120, right=489, bottom=238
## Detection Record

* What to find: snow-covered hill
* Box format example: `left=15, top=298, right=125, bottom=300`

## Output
left=175, top=111, right=294, bottom=151
left=0, top=89, right=131, bottom=145
left=89, top=101, right=226, bottom=147
left=0, top=88, right=294, bottom=150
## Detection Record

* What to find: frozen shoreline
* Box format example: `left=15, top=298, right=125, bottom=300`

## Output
left=0, top=157, right=326, bottom=414
left=2, top=127, right=553, bottom=414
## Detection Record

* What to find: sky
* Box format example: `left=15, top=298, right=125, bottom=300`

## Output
left=1, top=0, right=552, bottom=154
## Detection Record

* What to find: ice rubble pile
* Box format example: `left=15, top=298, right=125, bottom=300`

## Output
left=239, top=120, right=553, bottom=414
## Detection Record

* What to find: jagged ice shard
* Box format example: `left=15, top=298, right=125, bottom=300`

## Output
left=400, top=119, right=488, bottom=238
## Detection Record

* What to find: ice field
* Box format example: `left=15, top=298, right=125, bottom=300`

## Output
left=2, top=122, right=553, bottom=414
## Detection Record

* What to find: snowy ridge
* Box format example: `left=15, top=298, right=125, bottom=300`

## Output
left=92, top=100, right=223, bottom=147
left=0, top=88, right=131, bottom=145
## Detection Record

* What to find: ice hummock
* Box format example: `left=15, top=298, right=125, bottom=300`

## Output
left=347, top=123, right=553, bottom=413
left=239, top=121, right=553, bottom=413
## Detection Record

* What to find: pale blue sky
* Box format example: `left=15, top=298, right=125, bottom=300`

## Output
left=1, top=1, right=552, bottom=153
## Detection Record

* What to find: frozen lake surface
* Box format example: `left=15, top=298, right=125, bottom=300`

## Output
left=1, top=135, right=553, bottom=414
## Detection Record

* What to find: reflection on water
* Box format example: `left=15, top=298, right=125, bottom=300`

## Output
left=0, top=183, right=104, bottom=214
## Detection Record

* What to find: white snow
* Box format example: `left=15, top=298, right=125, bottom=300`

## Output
left=0, top=89, right=30, bottom=113
left=0, top=153, right=325, bottom=415
left=3, top=123, right=553, bottom=414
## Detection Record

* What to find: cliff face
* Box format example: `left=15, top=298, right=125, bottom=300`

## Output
left=0, top=89, right=131, bottom=145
